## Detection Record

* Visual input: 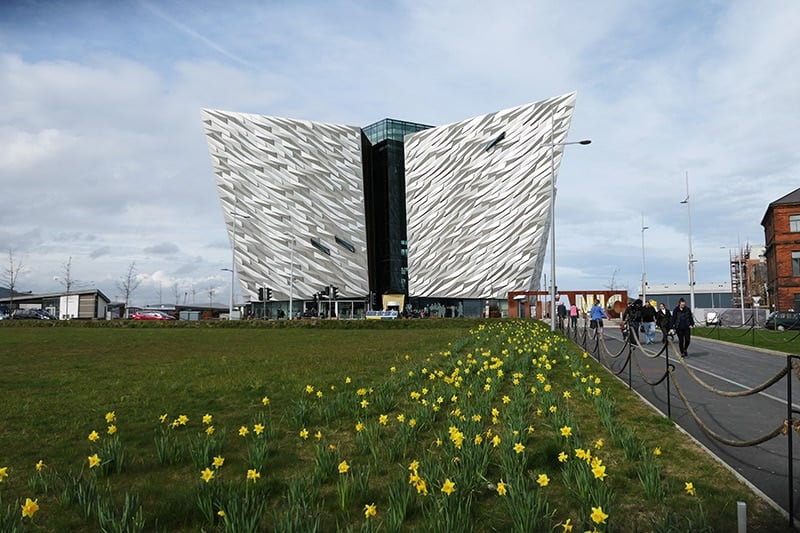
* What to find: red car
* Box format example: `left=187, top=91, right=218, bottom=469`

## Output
left=131, top=310, right=176, bottom=320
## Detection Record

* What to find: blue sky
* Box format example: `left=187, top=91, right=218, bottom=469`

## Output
left=1, top=0, right=798, bottom=305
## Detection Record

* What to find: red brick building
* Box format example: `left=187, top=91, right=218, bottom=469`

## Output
left=761, top=187, right=800, bottom=311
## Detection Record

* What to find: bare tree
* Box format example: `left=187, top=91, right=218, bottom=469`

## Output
left=117, top=262, right=142, bottom=316
left=3, top=249, right=24, bottom=308
left=207, top=285, right=215, bottom=306
left=173, top=282, right=180, bottom=306
left=605, top=268, right=628, bottom=292
left=55, top=256, right=79, bottom=319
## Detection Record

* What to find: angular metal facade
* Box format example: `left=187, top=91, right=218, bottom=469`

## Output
left=404, top=92, right=577, bottom=299
left=202, top=91, right=578, bottom=304
left=202, top=110, right=370, bottom=300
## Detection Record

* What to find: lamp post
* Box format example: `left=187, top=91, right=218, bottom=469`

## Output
left=679, top=172, right=696, bottom=315
left=227, top=202, right=251, bottom=320
left=641, top=214, right=648, bottom=303
left=547, top=109, right=591, bottom=331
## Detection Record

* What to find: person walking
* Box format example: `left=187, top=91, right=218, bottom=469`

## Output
left=641, top=300, right=657, bottom=344
left=589, top=299, right=608, bottom=338
left=671, top=297, right=695, bottom=357
left=569, top=303, right=579, bottom=329
left=623, top=298, right=643, bottom=343
left=656, top=302, right=672, bottom=343
left=557, top=302, right=567, bottom=330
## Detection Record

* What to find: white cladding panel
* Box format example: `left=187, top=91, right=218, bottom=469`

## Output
left=405, top=92, right=578, bottom=299
left=202, top=110, right=369, bottom=300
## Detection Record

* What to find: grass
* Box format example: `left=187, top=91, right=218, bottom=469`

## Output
left=693, top=324, right=800, bottom=353
left=0, top=319, right=791, bottom=531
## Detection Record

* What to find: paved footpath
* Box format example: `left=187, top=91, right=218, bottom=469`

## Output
left=567, top=323, right=800, bottom=527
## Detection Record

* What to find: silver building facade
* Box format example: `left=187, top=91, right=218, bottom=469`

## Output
left=202, top=92, right=578, bottom=316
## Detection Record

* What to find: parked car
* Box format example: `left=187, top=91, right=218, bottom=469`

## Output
left=705, top=311, right=721, bottom=326
left=765, top=311, right=800, bottom=331
left=11, top=308, right=56, bottom=320
left=131, top=310, right=176, bottom=320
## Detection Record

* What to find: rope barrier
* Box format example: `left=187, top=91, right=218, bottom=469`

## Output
left=673, top=353, right=790, bottom=396
left=671, top=369, right=790, bottom=447
left=631, top=348, right=670, bottom=386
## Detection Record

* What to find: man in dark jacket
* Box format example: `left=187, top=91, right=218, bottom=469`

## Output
left=623, top=298, right=643, bottom=342
left=641, top=300, right=657, bottom=344
left=671, top=298, right=695, bottom=357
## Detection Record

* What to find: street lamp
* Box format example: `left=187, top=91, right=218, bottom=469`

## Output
left=547, top=109, right=591, bottom=331
left=641, top=214, right=648, bottom=302
left=679, top=171, right=696, bottom=315
left=227, top=202, right=251, bottom=320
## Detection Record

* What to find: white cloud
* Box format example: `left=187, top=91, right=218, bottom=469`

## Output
left=0, top=0, right=797, bottom=304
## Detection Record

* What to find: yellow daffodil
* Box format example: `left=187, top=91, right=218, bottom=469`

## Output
left=502, top=395, right=511, bottom=404
left=592, top=464, right=607, bottom=480
left=338, top=460, right=350, bottom=474
left=254, top=423, right=264, bottom=435
left=88, top=430, right=100, bottom=442
left=513, top=442, right=525, bottom=454
left=527, top=425, right=535, bottom=434
left=217, top=509, right=225, bottom=517
left=390, top=366, right=396, bottom=372
left=441, top=478, right=456, bottom=496
left=474, top=434, right=483, bottom=445
left=560, top=426, right=572, bottom=438
left=408, top=418, right=417, bottom=427
left=239, top=426, right=249, bottom=437
left=360, top=399, right=369, bottom=408
left=654, top=447, right=662, bottom=456
left=379, top=414, right=388, bottom=425
left=497, top=479, right=507, bottom=496
left=590, top=506, right=608, bottom=524
left=536, top=474, right=550, bottom=487
left=105, top=411, right=116, bottom=423
left=305, top=385, right=314, bottom=394
left=0, top=466, right=8, bottom=482
left=205, top=426, right=215, bottom=436
left=492, top=435, right=501, bottom=447
left=558, top=451, right=569, bottom=463
left=159, top=413, right=168, bottom=423
left=107, top=425, right=117, bottom=435
left=396, top=414, right=405, bottom=423
left=562, top=390, right=571, bottom=399
left=560, top=518, right=573, bottom=531
left=316, top=390, right=323, bottom=398
left=355, top=422, right=364, bottom=432
left=35, top=460, right=45, bottom=472
left=364, top=502, right=377, bottom=518
left=314, top=431, right=322, bottom=440
left=685, top=481, right=696, bottom=496
left=247, top=469, right=260, bottom=482
left=177, top=414, right=189, bottom=425
left=594, top=439, right=603, bottom=449
left=202, top=414, right=212, bottom=425
left=549, top=405, right=557, bottom=413
left=201, top=467, right=214, bottom=483
left=88, top=454, right=101, bottom=469
left=213, top=456, right=224, bottom=468
left=20, top=497, right=39, bottom=519
left=261, top=396, right=270, bottom=406
left=299, top=428, right=309, bottom=439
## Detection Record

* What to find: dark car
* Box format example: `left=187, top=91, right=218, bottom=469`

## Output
left=12, top=308, right=56, bottom=320
left=764, top=311, right=800, bottom=331
left=131, top=310, right=176, bottom=320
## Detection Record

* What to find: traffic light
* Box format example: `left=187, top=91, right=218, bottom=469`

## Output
left=323, top=286, right=330, bottom=296
left=332, top=286, right=339, bottom=300
left=257, top=287, right=264, bottom=301
left=266, top=288, right=272, bottom=301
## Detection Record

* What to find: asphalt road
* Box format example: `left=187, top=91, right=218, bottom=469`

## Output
left=567, top=322, right=800, bottom=526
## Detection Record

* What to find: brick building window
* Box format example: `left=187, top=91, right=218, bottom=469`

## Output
left=791, top=214, right=800, bottom=232
left=794, top=251, right=800, bottom=276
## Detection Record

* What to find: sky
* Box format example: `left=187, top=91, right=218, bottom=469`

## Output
left=1, top=0, right=798, bottom=306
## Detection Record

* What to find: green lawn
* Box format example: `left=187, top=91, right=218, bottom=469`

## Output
left=0, top=320, right=790, bottom=531
left=693, top=325, right=800, bottom=353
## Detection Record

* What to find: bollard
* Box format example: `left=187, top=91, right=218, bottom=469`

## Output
left=737, top=501, right=746, bottom=533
